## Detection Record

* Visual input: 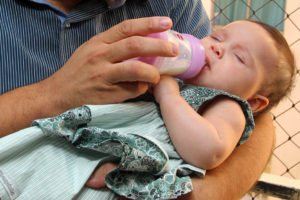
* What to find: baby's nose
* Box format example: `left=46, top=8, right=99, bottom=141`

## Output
left=211, top=44, right=224, bottom=58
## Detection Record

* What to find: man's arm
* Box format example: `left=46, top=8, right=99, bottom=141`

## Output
left=179, top=112, right=275, bottom=200
left=0, top=17, right=178, bottom=137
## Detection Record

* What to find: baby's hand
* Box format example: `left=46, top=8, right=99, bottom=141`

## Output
left=153, top=76, right=180, bottom=103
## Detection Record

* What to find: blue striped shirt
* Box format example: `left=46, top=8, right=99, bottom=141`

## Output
left=0, top=0, right=212, bottom=95
left=28, top=0, right=68, bottom=23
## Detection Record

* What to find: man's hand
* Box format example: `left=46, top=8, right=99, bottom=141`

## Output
left=0, top=17, right=179, bottom=136
left=41, top=17, right=179, bottom=113
left=86, top=163, right=130, bottom=200
left=86, top=163, right=117, bottom=188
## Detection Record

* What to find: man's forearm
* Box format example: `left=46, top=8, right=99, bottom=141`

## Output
left=179, top=112, right=275, bottom=200
left=0, top=82, right=62, bottom=137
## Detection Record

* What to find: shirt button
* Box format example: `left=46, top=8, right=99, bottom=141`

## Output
left=65, top=23, right=71, bottom=28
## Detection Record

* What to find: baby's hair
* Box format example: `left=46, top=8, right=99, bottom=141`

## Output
left=249, top=20, right=296, bottom=115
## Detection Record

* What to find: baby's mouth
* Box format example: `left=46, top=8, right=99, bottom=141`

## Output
left=203, top=56, right=210, bottom=70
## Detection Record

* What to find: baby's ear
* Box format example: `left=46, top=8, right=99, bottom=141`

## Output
left=247, top=94, right=269, bottom=113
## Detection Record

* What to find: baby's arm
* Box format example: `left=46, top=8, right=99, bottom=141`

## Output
left=153, top=76, right=246, bottom=170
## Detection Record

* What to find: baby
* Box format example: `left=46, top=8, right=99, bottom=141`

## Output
left=153, top=20, right=295, bottom=170
left=0, top=20, right=295, bottom=200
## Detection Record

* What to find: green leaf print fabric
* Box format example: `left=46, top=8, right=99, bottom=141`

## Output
left=32, top=103, right=201, bottom=199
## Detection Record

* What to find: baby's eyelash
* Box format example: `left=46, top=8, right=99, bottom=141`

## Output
left=210, top=35, right=221, bottom=41
left=235, top=54, right=245, bottom=64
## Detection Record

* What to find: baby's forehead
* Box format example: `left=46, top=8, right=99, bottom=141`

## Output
left=223, top=20, right=264, bottom=35
left=226, top=22, right=278, bottom=69
left=211, top=22, right=253, bottom=39
left=229, top=22, right=277, bottom=54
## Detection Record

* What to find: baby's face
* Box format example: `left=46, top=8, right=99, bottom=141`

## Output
left=185, top=21, right=278, bottom=100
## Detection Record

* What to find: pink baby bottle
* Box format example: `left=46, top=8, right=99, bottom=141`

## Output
left=136, top=30, right=206, bottom=79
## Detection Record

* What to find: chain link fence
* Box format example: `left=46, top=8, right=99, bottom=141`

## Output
left=208, top=0, right=300, bottom=199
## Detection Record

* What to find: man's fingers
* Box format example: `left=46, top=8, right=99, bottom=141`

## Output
left=105, top=61, right=160, bottom=84
left=98, top=17, right=172, bottom=44
left=93, top=82, right=150, bottom=104
left=106, top=36, right=178, bottom=62
left=116, top=81, right=150, bottom=100
left=108, top=82, right=150, bottom=103
left=86, top=163, right=117, bottom=188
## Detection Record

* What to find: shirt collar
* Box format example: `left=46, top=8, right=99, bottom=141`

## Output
left=27, top=0, right=67, bottom=23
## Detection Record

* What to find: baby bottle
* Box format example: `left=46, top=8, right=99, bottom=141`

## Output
left=136, top=30, right=206, bottom=79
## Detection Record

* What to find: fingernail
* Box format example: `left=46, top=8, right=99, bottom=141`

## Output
left=160, top=17, right=171, bottom=29
left=172, top=43, right=179, bottom=55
